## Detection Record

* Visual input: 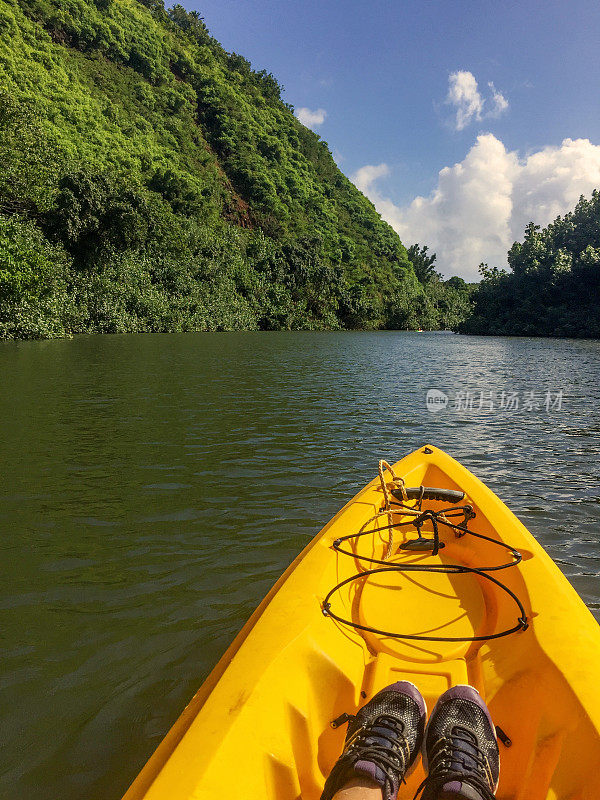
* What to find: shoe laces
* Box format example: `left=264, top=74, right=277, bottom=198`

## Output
left=413, top=727, right=496, bottom=800
left=347, top=713, right=411, bottom=786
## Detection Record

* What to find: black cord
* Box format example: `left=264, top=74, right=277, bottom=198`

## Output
left=321, top=501, right=528, bottom=643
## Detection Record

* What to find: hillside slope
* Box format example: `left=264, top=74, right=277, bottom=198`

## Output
left=0, top=0, right=452, bottom=337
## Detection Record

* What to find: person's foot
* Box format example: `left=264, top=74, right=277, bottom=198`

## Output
left=321, top=681, right=426, bottom=800
left=420, top=686, right=499, bottom=800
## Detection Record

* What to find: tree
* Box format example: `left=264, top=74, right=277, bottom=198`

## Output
left=407, top=243, right=441, bottom=284
left=478, top=262, right=507, bottom=281
left=445, top=275, right=468, bottom=291
left=1, top=0, right=474, bottom=339
left=0, top=92, right=64, bottom=215
left=460, top=192, right=600, bottom=337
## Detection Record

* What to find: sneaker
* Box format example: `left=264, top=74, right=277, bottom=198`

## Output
left=321, top=681, right=426, bottom=800
left=420, top=686, right=500, bottom=800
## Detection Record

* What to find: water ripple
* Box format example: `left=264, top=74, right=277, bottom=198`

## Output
left=0, top=331, right=599, bottom=799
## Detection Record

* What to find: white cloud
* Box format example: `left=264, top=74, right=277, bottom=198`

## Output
left=445, top=71, right=509, bottom=130
left=447, top=71, right=484, bottom=130
left=295, top=107, right=327, bottom=129
left=352, top=163, right=390, bottom=194
left=351, top=135, right=600, bottom=281
left=509, top=137, right=600, bottom=242
left=488, top=82, right=509, bottom=117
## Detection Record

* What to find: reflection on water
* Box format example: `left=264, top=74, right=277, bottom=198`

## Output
left=1, top=331, right=599, bottom=799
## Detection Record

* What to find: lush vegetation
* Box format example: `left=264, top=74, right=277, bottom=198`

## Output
left=404, top=244, right=473, bottom=330
left=460, top=192, right=600, bottom=338
left=0, top=0, right=472, bottom=338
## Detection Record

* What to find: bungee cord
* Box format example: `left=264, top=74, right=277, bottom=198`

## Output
left=321, top=462, right=529, bottom=643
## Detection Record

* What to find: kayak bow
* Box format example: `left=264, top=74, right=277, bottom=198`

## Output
left=123, top=445, right=600, bottom=800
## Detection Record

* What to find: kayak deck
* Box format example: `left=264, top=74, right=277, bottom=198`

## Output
left=123, top=446, right=600, bottom=800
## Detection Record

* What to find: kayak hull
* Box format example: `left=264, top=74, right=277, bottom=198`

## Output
left=123, top=446, right=600, bottom=800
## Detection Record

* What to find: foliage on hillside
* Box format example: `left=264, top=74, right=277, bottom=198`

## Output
left=0, top=0, right=470, bottom=338
left=403, top=243, right=473, bottom=330
left=460, top=192, right=600, bottom=338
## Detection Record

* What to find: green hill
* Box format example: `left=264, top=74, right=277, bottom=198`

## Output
left=0, top=0, right=467, bottom=338
left=460, top=191, right=600, bottom=338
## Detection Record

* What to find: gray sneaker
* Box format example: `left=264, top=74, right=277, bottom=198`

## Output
left=420, top=685, right=499, bottom=800
left=321, top=681, right=426, bottom=800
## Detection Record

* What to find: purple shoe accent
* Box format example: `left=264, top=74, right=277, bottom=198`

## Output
left=443, top=781, right=463, bottom=792
left=433, top=685, right=495, bottom=737
left=354, top=759, right=386, bottom=784
left=384, top=680, right=428, bottom=717
left=440, top=782, right=486, bottom=800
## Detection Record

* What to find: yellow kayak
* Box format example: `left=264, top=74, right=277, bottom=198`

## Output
left=123, top=445, right=600, bottom=799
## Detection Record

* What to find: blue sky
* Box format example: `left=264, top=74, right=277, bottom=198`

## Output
left=189, top=0, right=600, bottom=279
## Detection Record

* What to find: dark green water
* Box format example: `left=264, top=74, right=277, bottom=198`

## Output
left=2, top=331, right=600, bottom=799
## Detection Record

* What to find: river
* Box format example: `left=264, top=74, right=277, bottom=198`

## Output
left=1, top=331, right=599, bottom=799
